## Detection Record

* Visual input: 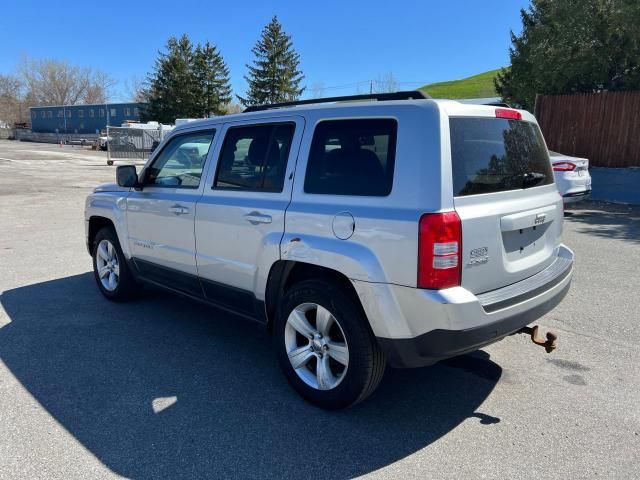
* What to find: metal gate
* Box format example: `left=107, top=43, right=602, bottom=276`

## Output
left=106, top=126, right=164, bottom=164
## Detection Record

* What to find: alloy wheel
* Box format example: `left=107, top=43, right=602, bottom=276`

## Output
left=95, top=239, right=120, bottom=292
left=284, top=302, right=349, bottom=390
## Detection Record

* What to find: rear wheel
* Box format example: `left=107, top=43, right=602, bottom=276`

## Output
left=275, top=279, right=385, bottom=409
left=92, top=227, right=138, bottom=301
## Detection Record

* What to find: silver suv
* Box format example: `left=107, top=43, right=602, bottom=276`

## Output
left=85, top=92, right=574, bottom=409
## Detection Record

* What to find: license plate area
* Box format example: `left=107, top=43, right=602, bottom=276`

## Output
left=502, top=223, right=549, bottom=261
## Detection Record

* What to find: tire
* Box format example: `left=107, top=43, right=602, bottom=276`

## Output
left=274, top=279, right=386, bottom=409
left=92, top=226, right=139, bottom=301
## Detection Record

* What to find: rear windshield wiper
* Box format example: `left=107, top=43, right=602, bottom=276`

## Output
left=498, top=172, right=547, bottom=189
left=522, top=172, right=546, bottom=188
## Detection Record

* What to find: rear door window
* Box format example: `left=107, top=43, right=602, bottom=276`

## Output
left=214, top=123, right=295, bottom=193
left=450, top=118, right=553, bottom=197
left=304, top=119, right=397, bottom=196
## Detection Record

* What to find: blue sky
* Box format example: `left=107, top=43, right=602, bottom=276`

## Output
left=0, top=0, right=529, bottom=101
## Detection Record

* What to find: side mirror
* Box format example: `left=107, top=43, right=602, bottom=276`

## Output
left=116, top=165, right=139, bottom=188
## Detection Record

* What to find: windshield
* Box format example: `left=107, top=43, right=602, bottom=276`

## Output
left=450, top=117, right=553, bottom=197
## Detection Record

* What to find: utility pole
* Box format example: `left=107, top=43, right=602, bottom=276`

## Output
left=369, top=80, right=373, bottom=94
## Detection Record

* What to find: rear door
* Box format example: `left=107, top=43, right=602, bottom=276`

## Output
left=194, top=116, right=304, bottom=315
left=447, top=109, right=563, bottom=294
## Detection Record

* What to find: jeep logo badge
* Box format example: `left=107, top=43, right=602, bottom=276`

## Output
left=535, top=214, right=546, bottom=225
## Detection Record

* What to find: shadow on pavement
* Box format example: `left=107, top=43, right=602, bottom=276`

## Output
left=0, top=273, right=501, bottom=479
left=565, top=200, right=640, bottom=244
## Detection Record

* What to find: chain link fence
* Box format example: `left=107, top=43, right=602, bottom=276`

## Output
left=106, top=126, right=165, bottom=164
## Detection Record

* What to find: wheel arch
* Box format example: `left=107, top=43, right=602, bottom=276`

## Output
left=264, top=260, right=367, bottom=331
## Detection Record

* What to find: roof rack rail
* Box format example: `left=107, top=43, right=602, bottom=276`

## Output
left=243, top=90, right=430, bottom=112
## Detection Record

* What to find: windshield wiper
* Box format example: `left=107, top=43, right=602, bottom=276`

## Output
left=499, top=172, right=547, bottom=189
left=522, top=172, right=546, bottom=188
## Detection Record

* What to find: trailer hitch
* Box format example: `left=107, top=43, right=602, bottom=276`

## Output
left=518, top=325, right=558, bottom=353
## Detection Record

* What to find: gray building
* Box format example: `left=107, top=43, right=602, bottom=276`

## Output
left=29, top=102, right=146, bottom=134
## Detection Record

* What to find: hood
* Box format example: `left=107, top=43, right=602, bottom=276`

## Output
left=93, top=182, right=130, bottom=193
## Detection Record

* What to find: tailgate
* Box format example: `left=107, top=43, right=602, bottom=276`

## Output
left=454, top=188, right=563, bottom=294
left=448, top=113, right=562, bottom=294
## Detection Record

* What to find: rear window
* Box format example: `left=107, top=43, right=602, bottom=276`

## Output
left=304, top=119, right=397, bottom=196
left=450, top=117, right=553, bottom=197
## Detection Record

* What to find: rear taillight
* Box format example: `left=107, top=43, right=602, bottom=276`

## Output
left=552, top=161, right=576, bottom=171
left=495, top=108, right=522, bottom=120
left=418, top=212, right=462, bottom=289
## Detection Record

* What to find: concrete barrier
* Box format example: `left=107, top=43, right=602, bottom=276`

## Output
left=590, top=167, right=640, bottom=205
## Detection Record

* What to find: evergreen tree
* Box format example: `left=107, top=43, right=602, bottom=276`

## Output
left=193, top=41, right=232, bottom=116
left=238, top=16, right=304, bottom=106
left=145, top=34, right=199, bottom=123
left=495, top=0, right=640, bottom=111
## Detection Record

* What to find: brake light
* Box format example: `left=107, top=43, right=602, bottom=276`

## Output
left=553, top=161, right=576, bottom=171
left=495, top=108, right=522, bottom=120
left=418, top=212, right=462, bottom=289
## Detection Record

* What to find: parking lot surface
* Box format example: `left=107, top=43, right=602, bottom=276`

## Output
left=0, top=140, right=639, bottom=479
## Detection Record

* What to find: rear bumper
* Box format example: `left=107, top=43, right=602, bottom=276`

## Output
left=562, top=189, right=592, bottom=203
left=378, top=280, right=570, bottom=368
left=353, top=244, right=574, bottom=368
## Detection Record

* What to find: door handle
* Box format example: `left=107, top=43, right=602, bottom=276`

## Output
left=244, top=212, right=272, bottom=224
left=169, top=205, right=190, bottom=215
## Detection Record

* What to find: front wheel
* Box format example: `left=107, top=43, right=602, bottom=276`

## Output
left=275, top=279, right=386, bottom=409
left=92, top=227, right=138, bottom=301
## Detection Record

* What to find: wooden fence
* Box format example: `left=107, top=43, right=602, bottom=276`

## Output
left=535, top=91, right=640, bottom=168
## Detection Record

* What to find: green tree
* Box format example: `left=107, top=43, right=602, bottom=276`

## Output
left=193, top=41, right=232, bottom=117
left=495, top=0, right=640, bottom=111
left=238, top=16, right=304, bottom=106
left=145, top=34, right=199, bottom=123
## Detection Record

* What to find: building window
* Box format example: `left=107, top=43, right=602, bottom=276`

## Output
left=79, top=122, right=84, bottom=130
left=125, top=107, right=131, bottom=116
left=67, top=110, right=72, bottom=118
left=78, top=110, right=84, bottom=118
left=89, top=109, right=95, bottom=118
left=99, top=109, right=104, bottom=117
left=32, top=111, right=37, bottom=119
left=57, top=110, right=64, bottom=118
left=134, top=107, right=139, bottom=116
left=110, top=108, right=117, bottom=117
left=47, top=111, right=52, bottom=118
left=41, top=111, right=45, bottom=118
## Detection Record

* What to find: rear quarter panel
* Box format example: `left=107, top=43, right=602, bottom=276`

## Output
left=284, top=103, right=446, bottom=287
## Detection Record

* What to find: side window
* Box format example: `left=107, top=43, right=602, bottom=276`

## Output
left=304, top=119, right=397, bottom=196
left=214, top=123, right=295, bottom=192
left=143, top=131, right=215, bottom=188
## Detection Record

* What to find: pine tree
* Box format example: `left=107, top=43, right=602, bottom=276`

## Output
left=193, top=41, right=232, bottom=116
left=495, top=0, right=640, bottom=111
left=238, top=16, right=304, bottom=106
left=145, top=34, right=199, bottom=123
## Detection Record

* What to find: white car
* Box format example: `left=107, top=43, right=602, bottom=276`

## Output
left=550, top=151, right=592, bottom=203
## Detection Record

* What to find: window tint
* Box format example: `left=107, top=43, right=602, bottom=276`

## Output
left=214, top=123, right=295, bottom=192
left=144, top=131, right=215, bottom=188
left=450, top=117, right=553, bottom=197
left=304, top=119, right=397, bottom=196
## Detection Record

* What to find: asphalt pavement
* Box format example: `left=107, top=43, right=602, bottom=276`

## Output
left=0, top=140, right=638, bottom=479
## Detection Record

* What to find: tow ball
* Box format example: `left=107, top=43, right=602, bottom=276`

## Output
left=517, top=325, right=558, bottom=353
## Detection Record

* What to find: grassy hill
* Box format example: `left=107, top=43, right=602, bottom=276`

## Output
left=419, top=69, right=501, bottom=99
